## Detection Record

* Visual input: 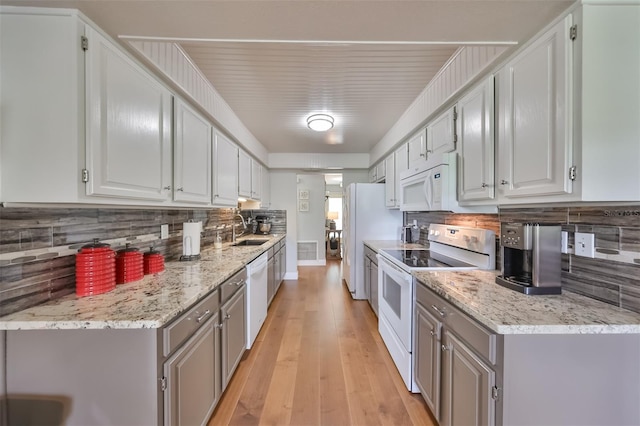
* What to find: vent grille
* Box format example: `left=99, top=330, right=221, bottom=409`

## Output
left=297, top=241, right=318, bottom=261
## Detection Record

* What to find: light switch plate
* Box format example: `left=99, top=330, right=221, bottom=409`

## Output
left=575, top=232, right=595, bottom=258
left=161, top=224, right=169, bottom=240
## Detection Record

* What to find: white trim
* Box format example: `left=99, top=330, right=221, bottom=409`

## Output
left=297, top=260, right=327, bottom=266
left=283, top=271, right=299, bottom=280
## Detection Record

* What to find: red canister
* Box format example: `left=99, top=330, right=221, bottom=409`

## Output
left=75, top=239, right=116, bottom=297
left=143, top=248, right=165, bottom=274
left=115, top=244, right=144, bottom=284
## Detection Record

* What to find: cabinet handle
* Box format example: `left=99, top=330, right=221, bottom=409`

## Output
left=431, top=304, right=446, bottom=317
left=163, top=186, right=171, bottom=190
left=214, top=194, right=219, bottom=197
left=500, top=180, right=508, bottom=185
left=430, top=330, right=435, bottom=336
left=228, top=280, right=244, bottom=287
left=215, top=323, right=223, bottom=329
left=419, top=153, right=425, bottom=157
left=177, top=187, right=184, bottom=192
left=441, top=344, right=450, bottom=352
left=224, top=313, right=231, bottom=320
left=427, top=149, right=433, bottom=154
left=195, top=309, right=211, bottom=323
left=481, top=183, right=488, bottom=188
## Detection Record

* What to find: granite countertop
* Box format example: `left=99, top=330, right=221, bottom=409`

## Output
left=365, top=240, right=640, bottom=335
left=414, top=269, right=640, bottom=335
left=0, top=235, right=286, bottom=331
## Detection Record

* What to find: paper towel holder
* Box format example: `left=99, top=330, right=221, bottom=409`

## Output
left=180, top=220, right=202, bottom=262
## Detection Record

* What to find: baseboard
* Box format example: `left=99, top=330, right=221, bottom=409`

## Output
left=283, top=271, right=299, bottom=280
left=297, top=260, right=326, bottom=266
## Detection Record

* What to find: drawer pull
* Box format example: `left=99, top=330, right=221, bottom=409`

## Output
left=223, top=313, right=231, bottom=321
left=195, top=309, right=211, bottom=323
left=441, top=344, right=450, bottom=352
left=215, top=323, right=223, bottom=329
left=431, top=305, right=446, bottom=317
left=430, top=330, right=435, bottom=336
left=228, top=280, right=244, bottom=287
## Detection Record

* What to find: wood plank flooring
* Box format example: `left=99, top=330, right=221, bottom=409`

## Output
left=208, top=260, right=436, bottom=426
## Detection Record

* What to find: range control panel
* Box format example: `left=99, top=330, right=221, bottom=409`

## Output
left=428, top=223, right=495, bottom=255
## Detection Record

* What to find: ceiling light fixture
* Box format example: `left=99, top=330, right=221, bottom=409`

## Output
left=307, top=114, right=334, bottom=132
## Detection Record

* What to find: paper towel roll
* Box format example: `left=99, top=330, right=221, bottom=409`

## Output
left=183, top=221, right=202, bottom=256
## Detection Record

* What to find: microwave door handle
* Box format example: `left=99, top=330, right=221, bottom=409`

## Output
left=423, top=171, right=433, bottom=210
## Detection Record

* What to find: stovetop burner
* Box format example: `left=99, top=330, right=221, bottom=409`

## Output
left=381, top=249, right=476, bottom=270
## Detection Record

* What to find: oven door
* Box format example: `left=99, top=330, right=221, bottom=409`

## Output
left=377, top=254, right=416, bottom=391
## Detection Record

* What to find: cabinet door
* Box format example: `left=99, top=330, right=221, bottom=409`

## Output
left=394, top=144, right=409, bottom=208
left=441, top=331, right=495, bottom=426
left=407, top=129, right=427, bottom=168
left=427, top=107, right=456, bottom=157
left=376, top=161, right=386, bottom=182
left=363, top=256, right=371, bottom=302
left=384, top=153, right=397, bottom=208
left=261, top=168, right=271, bottom=209
left=85, top=27, right=172, bottom=201
left=458, top=77, right=495, bottom=202
left=368, top=167, right=377, bottom=183
left=251, top=159, right=262, bottom=200
left=213, top=131, right=239, bottom=207
left=238, top=150, right=252, bottom=198
left=164, top=313, right=220, bottom=426
left=174, top=100, right=212, bottom=204
left=370, top=261, right=378, bottom=317
left=221, top=285, right=246, bottom=389
left=267, top=256, right=275, bottom=306
left=497, top=16, right=573, bottom=199
left=415, top=304, right=442, bottom=420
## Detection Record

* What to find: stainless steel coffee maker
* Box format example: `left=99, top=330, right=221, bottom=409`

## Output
left=495, top=223, right=562, bottom=295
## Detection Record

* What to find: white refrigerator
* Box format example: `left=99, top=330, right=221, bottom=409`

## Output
left=342, top=183, right=402, bottom=299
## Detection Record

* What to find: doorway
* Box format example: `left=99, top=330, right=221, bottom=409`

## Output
left=325, top=173, right=343, bottom=259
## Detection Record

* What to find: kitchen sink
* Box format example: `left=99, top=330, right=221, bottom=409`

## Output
left=232, top=239, right=269, bottom=246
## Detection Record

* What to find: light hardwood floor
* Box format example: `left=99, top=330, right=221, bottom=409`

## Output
left=208, top=259, right=437, bottom=426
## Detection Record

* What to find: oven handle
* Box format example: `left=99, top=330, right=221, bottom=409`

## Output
left=377, top=254, right=412, bottom=283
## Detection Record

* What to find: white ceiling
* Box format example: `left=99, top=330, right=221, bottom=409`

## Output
left=2, top=0, right=574, bottom=155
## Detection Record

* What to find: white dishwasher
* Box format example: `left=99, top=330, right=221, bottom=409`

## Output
left=246, top=252, right=268, bottom=349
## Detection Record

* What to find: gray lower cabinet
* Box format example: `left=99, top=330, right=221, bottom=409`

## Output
left=164, top=313, right=221, bottom=426
left=414, top=303, right=441, bottom=419
left=267, top=247, right=276, bottom=305
left=415, top=279, right=498, bottom=426
left=440, top=330, right=495, bottom=426
left=363, top=245, right=378, bottom=316
left=414, top=278, right=640, bottom=426
left=221, top=283, right=246, bottom=389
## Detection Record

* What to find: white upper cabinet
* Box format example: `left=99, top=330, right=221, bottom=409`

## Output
left=384, top=153, right=396, bottom=208
left=173, top=99, right=212, bottom=204
left=407, top=129, right=427, bottom=169
left=85, top=26, right=172, bottom=201
left=497, top=15, right=573, bottom=201
left=251, top=159, right=262, bottom=201
left=212, top=131, right=239, bottom=207
left=238, top=150, right=252, bottom=198
left=0, top=11, right=86, bottom=204
left=261, top=169, right=271, bottom=209
left=426, top=107, right=456, bottom=157
left=458, top=77, right=495, bottom=203
left=376, top=161, right=386, bottom=183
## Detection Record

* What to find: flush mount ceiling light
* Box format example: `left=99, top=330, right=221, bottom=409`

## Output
left=307, top=114, right=334, bottom=132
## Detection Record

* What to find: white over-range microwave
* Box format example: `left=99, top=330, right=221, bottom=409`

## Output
left=399, top=153, right=457, bottom=212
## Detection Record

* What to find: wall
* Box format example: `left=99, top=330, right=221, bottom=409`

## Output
left=405, top=204, right=640, bottom=314
left=0, top=206, right=286, bottom=316
left=270, top=171, right=299, bottom=278
left=342, top=170, right=369, bottom=192
left=296, top=174, right=327, bottom=265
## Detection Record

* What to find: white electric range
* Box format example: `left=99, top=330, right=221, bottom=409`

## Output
left=377, top=223, right=496, bottom=392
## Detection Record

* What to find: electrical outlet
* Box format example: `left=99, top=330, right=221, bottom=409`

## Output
left=160, top=224, right=169, bottom=240
left=575, top=232, right=595, bottom=258
left=561, top=231, right=568, bottom=254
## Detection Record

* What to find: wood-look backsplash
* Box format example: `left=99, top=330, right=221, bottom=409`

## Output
left=406, top=205, right=640, bottom=314
left=0, top=207, right=286, bottom=316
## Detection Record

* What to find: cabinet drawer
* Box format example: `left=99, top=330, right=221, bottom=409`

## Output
left=163, top=289, right=219, bottom=357
left=221, top=268, right=248, bottom=304
left=416, top=280, right=497, bottom=365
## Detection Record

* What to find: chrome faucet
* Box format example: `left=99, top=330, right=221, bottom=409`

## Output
left=232, top=212, right=248, bottom=242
